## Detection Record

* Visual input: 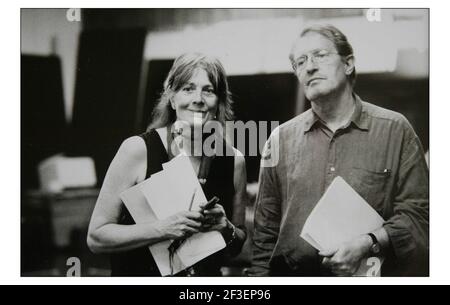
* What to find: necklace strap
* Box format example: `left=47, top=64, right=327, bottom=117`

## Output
left=167, top=125, right=215, bottom=181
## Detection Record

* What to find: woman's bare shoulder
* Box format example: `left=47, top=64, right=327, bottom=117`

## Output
left=116, top=136, right=147, bottom=163
left=108, top=136, right=148, bottom=183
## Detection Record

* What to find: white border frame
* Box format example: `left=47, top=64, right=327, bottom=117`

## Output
left=3, top=1, right=447, bottom=285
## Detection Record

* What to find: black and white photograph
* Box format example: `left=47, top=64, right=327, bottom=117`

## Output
left=19, top=7, right=430, bottom=280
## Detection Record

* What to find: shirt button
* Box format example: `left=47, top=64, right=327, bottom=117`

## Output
left=330, top=167, right=336, bottom=172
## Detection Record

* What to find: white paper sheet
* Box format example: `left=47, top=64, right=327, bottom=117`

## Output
left=162, top=155, right=207, bottom=211
left=119, top=155, right=226, bottom=276
left=300, top=176, right=385, bottom=277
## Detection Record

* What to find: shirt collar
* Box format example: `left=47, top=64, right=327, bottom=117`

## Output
left=304, top=93, right=369, bottom=134
left=350, top=94, right=369, bottom=131
left=303, top=110, right=321, bottom=133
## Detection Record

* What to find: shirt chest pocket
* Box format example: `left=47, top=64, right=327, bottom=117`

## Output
left=349, top=166, right=390, bottom=214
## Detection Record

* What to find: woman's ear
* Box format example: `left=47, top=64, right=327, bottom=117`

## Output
left=170, top=99, right=175, bottom=110
left=344, top=55, right=355, bottom=76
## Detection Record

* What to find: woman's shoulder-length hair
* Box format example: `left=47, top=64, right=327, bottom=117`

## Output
left=147, top=52, right=234, bottom=131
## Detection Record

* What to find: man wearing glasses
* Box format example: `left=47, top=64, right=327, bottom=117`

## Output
left=251, top=25, right=429, bottom=276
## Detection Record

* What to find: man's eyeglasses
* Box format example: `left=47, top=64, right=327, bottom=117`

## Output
left=292, top=49, right=340, bottom=72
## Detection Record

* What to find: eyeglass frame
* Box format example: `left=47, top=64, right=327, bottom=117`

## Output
left=291, top=49, right=344, bottom=72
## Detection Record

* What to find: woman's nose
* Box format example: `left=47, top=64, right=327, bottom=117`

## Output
left=192, top=89, right=204, bottom=104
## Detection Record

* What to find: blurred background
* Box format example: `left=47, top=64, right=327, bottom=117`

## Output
left=21, top=8, right=429, bottom=276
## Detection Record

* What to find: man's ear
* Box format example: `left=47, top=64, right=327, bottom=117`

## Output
left=344, top=55, right=355, bottom=76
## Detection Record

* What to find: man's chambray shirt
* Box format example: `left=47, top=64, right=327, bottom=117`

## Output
left=251, top=95, right=429, bottom=276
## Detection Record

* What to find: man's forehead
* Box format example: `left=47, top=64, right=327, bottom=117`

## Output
left=292, top=32, right=336, bottom=57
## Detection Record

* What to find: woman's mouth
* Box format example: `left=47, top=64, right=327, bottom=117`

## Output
left=189, top=110, right=207, bottom=116
left=188, top=110, right=209, bottom=120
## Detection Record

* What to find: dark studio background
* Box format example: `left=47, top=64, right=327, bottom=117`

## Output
left=21, top=9, right=429, bottom=276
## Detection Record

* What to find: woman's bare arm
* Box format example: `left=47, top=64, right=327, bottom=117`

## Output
left=87, top=136, right=203, bottom=254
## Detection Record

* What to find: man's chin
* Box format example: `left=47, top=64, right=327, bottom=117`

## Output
left=305, top=87, right=332, bottom=101
left=305, top=91, right=322, bottom=101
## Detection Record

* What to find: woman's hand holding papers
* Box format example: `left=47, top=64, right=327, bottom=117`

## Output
left=157, top=211, right=204, bottom=240
left=319, top=234, right=373, bottom=276
left=199, top=202, right=239, bottom=246
left=200, top=203, right=229, bottom=233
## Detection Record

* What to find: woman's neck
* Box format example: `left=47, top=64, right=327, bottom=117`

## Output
left=170, top=124, right=204, bottom=158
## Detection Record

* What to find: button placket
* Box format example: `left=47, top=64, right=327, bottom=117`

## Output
left=326, top=136, right=337, bottom=186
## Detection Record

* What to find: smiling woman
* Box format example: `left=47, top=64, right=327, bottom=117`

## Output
left=87, top=52, right=248, bottom=276
left=148, top=53, right=234, bottom=130
left=170, top=68, right=218, bottom=127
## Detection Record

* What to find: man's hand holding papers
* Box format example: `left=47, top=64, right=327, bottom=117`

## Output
left=300, top=176, right=385, bottom=276
left=320, top=234, right=374, bottom=276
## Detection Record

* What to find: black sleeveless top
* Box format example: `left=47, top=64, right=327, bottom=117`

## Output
left=110, top=129, right=236, bottom=276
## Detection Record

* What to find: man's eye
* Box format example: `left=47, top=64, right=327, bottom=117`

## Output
left=297, top=58, right=306, bottom=66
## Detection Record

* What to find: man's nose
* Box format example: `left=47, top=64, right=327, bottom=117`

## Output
left=305, top=56, right=318, bottom=74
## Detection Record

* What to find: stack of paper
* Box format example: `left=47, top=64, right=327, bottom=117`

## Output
left=120, top=155, right=226, bottom=276
left=300, top=176, right=385, bottom=276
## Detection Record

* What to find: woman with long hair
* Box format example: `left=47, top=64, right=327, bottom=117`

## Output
left=87, top=53, right=247, bottom=276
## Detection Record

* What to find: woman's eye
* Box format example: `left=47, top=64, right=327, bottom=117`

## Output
left=183, top=87, right=194, bottom=92
left=204, top=88, right=215, bottom=94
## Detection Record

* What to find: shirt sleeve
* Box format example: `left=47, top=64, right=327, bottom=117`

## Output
left=250, top=135, right=282, bottom=276
left=383, top=119, right=429, bottom=274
